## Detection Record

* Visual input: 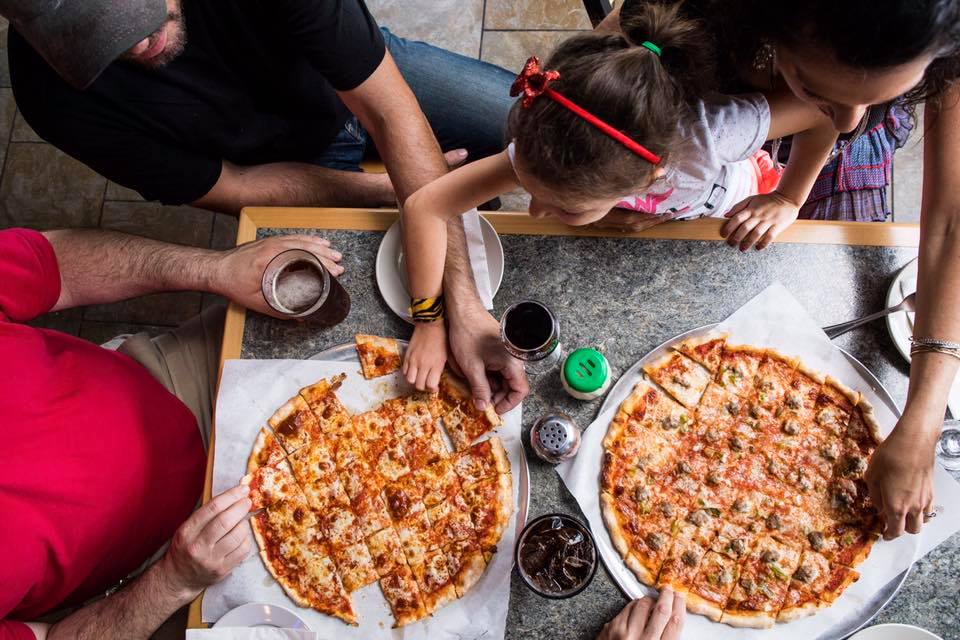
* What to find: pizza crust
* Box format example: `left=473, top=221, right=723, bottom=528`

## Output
left=776, top=599, right=825, bottom=622
left=624, top=552, right=658, bottom=586
left=355, top=334, right=402, bottom=379
left=855, top=396, right=884, bottom=444
left=684, top=591, right=725, bottom=622
left=825, top=375, right=861, bottom=408
left=719, top=608, right=776, bottom=629
left=672, top=331, right=728, bottom=372
left=600, top=492, right=631, bottom=559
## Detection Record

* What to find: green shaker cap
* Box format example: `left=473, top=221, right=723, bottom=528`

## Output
left=563, top=348, right=610, bottom=393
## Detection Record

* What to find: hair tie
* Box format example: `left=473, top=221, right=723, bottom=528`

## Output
left=641, top=41, right=662, bottom=57
left=509, top=56, right=662, bottom=165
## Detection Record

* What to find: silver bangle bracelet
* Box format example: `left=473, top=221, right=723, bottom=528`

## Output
left=910, top=344, right=960, bottom=360
left=910, top=337, right=960, bottom=351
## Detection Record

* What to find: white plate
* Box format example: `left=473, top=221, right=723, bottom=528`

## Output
left=213, top=603, right=310, bottom=629
left=849, top=623, right=943, bottom=640
left=375, top=217, right=504, bottom=323
left=885, top=257, right=917, bottom=364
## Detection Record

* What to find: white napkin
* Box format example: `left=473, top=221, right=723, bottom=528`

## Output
left=186, top=629, right=315, bottom=640
left=461, top=208, right=494, bottom=309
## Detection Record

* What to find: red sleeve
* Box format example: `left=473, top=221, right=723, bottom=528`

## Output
left=0, top=621, right=36, bottom=640
left=0, top=228, right=60, bottom=323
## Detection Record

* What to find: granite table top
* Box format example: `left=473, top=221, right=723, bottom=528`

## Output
left=240, top=227, right=958, bottom=640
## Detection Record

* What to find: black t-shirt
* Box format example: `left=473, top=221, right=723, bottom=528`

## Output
left=9, top=0, right=386, bottom=204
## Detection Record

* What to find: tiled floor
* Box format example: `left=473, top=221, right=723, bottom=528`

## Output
left=0, top=3, right=924, bottom=344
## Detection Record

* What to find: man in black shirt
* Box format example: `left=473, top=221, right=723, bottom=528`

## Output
left=6, top=0, right=528, bottom=433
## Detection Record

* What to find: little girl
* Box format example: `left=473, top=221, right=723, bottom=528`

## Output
left=400, top=2, right=836, bottom=391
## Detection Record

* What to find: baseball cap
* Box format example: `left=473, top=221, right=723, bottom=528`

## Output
left=0, top=0, right=168, bottom=89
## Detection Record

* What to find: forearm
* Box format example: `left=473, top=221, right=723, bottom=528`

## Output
left=774, top=124, right=837, bottom=206
left=43, top=229, right=221, bottom=311
left=193, top=160, right=395, bottom=215
left=42, top=559, right=193, bottom=640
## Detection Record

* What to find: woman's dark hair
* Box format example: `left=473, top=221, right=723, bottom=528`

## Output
left=505, top=2, right=714, bottom=200
left=627, top=0, right=960, bottom=105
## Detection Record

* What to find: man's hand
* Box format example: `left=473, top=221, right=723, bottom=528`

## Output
left=213, top=235, right=343, bottom=318
left=864, top=420, right=937, bottom=539
left=720, top=191, right=801, bottom=251
left=158, top=484, right=253, bottom=599
left=447, top=304, right=528, bottom=414
left=597, top=588, right=685, bottom=640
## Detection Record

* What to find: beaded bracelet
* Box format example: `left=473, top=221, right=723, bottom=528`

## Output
left=410, top=295, right=444, bottom=323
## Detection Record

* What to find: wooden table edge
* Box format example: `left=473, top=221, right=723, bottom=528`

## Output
left=186, top=207, right=920, bottom=628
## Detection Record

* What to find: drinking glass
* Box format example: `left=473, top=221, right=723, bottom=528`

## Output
left=261, top=249, right=350, bottom=325
left=500, top=299, right=562, bottom=374
left=937, top=419, right=960, bottom=472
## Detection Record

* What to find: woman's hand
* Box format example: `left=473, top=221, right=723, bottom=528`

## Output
left=590, top=208, right=675, bottom=233
left=403, top=321, right=448, bottom=393
left=597, top=588, right=685, bottom=640
left=720, top=191, right=801, bottom=251
left=864, top=418, right=937, bottom=539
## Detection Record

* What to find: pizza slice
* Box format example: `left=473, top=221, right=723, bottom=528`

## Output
left=461, top=473, right=513, bottom=561
left=643, top=351, right=712, bottom=408
left=365, top=432, right=411, bottom=483
left=392, top=398, right=435, bottom=437
left=331, top=540, right=379, bottom=593
left=693, top=382, right=743, bottom=440
left=410, top=546, right=459, bottom=615
left=716, top=345, right=765, bottom=398
left=380, top=562, right=428, bottom=627
left=298, top=374, right=351, bottom=435
left=292, top=540, right=357, bottom=625
left=352, top=409, right=394, bottom=442
left=453, top=437, right=510, bottom=485
left=751, top=350, right=799, bottom=411
left=267, top=394, right=321, bottom=454
left=427, top=492, right=476, bottom=542
left=332, top=426, right=367, bottom=471
left=781, top=362, right=825, bottom=424
left=339, top=463, right=392, bottom=537
left=685, top=550, right=739, bottom=622
left=720, top=536, right=801, bottom=628
left=672, top=332, right=727, bottom=373
left=813, top=376, right=860, bottom=437
left=287, top=436, right=337, bottom=486
left=438, top=371, right=502, bottom=450
left=242, top=459, right=299, bottom=511
left=600, top=492, right=672, bottom=586
left=355, top=334, right=402, bottom=379
left=806, top=520, right=880, bottom=567
left=711, top=520, right=756, bottom=562
left=247, top=427, right=287, bottom=473
left=366, top=526, right=407, bottom=577
left=775, top=549, right=858, bottom=621
left=414, top=458, right=462, bottom=508
left=844, top=396, right=883, bottom=454
left=400, top=425, right=448, bottom=471
left=300, top=474, right=351, bottom=512
left=443, top=538, right=487, bottom=598
left=383, top=473, right=427, bottom=521
left=395, top=510, right=434, bottom=569
left=318, top=505, right=365, bottom=550
left=656, top=522, right=711, bottom=593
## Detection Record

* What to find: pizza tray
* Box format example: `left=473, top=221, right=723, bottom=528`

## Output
left=309, top=342, right=531, bottom=544
left=595, top=324, right=909, bottom=640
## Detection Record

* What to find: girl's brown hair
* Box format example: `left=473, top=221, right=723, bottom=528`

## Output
left=505, top=2, right=714, bottom=200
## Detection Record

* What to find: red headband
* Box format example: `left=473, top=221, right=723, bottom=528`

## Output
left=510, top=56, right=662, bottom=165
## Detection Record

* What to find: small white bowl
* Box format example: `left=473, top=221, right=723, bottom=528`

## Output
left=212, top=602, right=309, bottom=629
left=849, top=623, right=943, bottom=640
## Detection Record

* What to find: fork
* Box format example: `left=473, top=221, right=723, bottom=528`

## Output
left=822, top=292, right=917, bottom=339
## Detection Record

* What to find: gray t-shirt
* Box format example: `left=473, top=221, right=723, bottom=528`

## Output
left=615, top=93, right=771, bottom=218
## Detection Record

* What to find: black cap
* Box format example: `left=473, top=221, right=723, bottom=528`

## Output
left=0, top=0, right=168, bottom=89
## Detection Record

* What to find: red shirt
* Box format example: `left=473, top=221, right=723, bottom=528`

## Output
left=0, top=229, right=205, bottom=639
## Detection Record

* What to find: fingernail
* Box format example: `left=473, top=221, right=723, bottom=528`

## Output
left=238, top=485, right=250, bottom=495
left=455, top=149, right=467, bottom=158
left=474, top=398, right=487, bottom=411
left=332, top=251, right=342, bottom=260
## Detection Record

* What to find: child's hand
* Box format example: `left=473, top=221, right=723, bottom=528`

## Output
left=720, top=191, right=801, bottom=251
left=403, top=321, right=448, bottom=392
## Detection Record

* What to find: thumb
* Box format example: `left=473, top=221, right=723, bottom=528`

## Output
left=724, top=197, right=751, bottom=218
left=462, top=362, right=492, bottom=411
left=444, top=148, right=469, bottom=168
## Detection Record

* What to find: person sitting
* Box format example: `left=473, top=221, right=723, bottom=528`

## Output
left=0, top=226, right=341, bottom=639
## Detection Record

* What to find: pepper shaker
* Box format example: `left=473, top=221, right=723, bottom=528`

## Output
left=530, top=413, right=581, bottom=464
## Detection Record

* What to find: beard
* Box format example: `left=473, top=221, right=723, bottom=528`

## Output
left=122, top=4, right=188, bottom=68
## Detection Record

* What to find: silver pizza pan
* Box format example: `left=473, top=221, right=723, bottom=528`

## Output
left=597, top=325, right=909, bottom=640
left=309, top=342, right=531, bottom=543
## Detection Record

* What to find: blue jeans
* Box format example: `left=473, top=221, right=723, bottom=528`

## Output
left=311, top=27, right=516, bottom=171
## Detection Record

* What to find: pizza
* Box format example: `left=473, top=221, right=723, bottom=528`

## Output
left=601, top=336, right=882, bottom=628
left=355, top=334, right=402, bottom=379
left=243, top=370, right=513, bottom=627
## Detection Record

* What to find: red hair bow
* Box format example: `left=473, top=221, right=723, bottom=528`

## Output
left=510, top=56, right=561, bottom=108
left=508, top=56, right=662, bottom=165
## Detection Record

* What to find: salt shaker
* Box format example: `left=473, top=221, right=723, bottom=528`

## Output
left=561, top=348, right=612, bottom=401
left=530, top=413, right=581, bottom=464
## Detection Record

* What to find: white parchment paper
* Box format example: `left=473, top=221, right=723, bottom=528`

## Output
left=557, top=283, right=960, bottom=639
left=203, top=358, right=523, bottom=640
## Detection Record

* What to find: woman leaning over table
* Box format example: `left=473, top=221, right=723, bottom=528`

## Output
left=601, top=0, right=960, bottom=540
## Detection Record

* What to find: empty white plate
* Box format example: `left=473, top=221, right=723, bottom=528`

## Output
left=375, top=217, right=504, bottom=323
left=849, top=624, right=943, bottom=640
left=213, top=602, right=309, bottom=629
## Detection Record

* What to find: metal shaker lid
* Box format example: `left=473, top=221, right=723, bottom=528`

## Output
left=532, top=413, right=579, bottom=457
